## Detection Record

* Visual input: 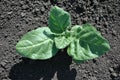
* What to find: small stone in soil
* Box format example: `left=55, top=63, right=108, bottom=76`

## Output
left=111, top=73, right=118, bottom=78
left=22, top=5, right=29, bottom=10
left=109, top=67, right=114, bottom=72
left=93, top=0, right=98, bottom=5
left=35, top=17, right=39, bottom=21
left=7, top=11, right=13, bottom=15
left=94, top=70, right=98, bottom=73
left=41, top=7, right=45, bottom=12
left=1, top=15, right=5, bottom=19
left=0, top=61, right=6, bottom=66
left=35, top=8, right=39, bottom=12
left=21, top=13, right=26, bottom=17
left=112, top=29, right=117, bottom=36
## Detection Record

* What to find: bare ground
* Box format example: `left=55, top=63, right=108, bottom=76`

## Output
left=0, top=0, right=120, bottom=80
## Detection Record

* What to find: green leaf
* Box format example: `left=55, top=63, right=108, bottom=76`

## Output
left=49, top=6, right=71, bottom=34
left=70, top=25, right=82, bottom=39
left=54, top=36, right=72, bottom=49
left=67, top=24, right=110, bottom=63
left=54, top=30, right=73, bottom=49
left=16, top=27, right=58, bottom=60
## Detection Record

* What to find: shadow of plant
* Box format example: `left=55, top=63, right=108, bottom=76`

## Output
left=9, top=49, right=76, bottom=80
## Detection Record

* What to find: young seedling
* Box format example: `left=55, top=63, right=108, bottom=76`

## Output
left=16, top=6, right=110, bottom=63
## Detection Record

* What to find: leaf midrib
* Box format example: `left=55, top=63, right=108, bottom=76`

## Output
left=17, top=39, right=51, bottom=49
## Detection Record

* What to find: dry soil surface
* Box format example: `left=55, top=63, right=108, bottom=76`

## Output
left=0, top=0, right=120, bottom=80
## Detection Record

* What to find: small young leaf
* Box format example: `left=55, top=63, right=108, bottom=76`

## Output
left=67, top=24, right=110, bottom=62
left=16, top=27, right=58, bottom=60
left=49, top=6, right=71, bottom=33
left=70, top=25, right=82, bottom=38
left=54, top=36, right=72, bottom=49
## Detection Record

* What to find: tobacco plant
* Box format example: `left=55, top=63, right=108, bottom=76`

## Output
left=16, top=6, right=110, bottom=63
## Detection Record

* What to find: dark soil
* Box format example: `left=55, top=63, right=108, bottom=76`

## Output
left=0, top=0, right=120, bottom=80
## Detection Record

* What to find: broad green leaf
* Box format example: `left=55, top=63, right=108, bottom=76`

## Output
left=48, top=6, right=71, bottom=34
left=70, top=24, right=100, bottom=39
left=67, top=24, right=110, bottom=63
left=16, top=27, right=58, bottom=60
